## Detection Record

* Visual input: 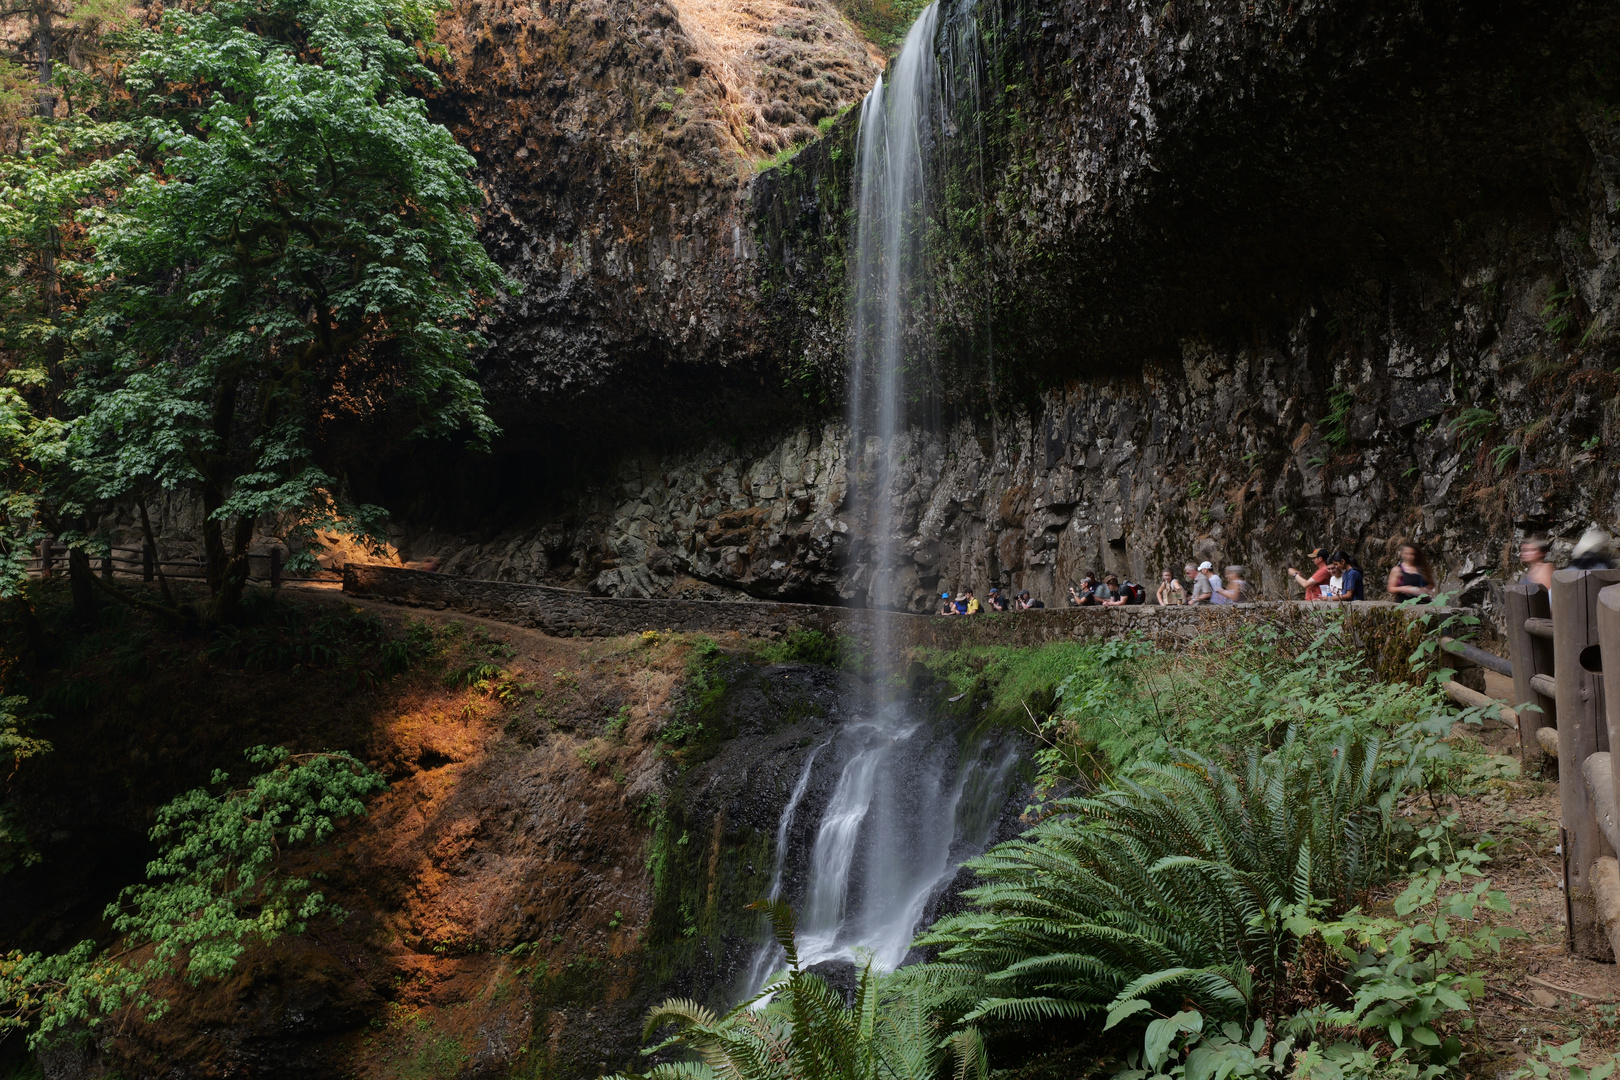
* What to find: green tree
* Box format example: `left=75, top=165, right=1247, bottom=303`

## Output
left=62, top=0, right=503, bottom=623
left=0, top=745, right=386, bottom=1044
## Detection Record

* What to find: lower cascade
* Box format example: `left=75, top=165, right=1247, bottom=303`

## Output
left=742, top=701, right=1022, bottom=997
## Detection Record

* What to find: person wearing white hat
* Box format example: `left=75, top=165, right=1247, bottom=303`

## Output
left=1189, top=561, right=1215, bottom=603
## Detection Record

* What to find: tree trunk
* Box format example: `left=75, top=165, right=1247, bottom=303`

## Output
left=209, top=514, right=258, bottom=624
left=67, top=546, right=97, bottom=623
left=201, top=380, right=240, bottom=599
left=35, top=1, right=54, bottom=120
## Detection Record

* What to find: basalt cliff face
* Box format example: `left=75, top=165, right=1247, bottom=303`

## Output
left=383, top=0, right=1620, bottom=622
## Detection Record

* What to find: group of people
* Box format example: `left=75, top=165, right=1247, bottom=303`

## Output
left=1153, top=561, right=1254, bottom=605
left=938, top=587, right=1048, bottom=615
left=1066, top=573, right=1149, bottom=607
left=934, top=531, right=1620, bottom=615
left=937, top=538, right=1458, bottom=614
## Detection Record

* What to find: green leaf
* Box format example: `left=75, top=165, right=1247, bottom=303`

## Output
left=1105, top=999, right=1152, bottom=1031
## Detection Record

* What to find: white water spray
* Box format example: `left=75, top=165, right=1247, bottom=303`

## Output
left=741, top=0, right=1014, bottom=1002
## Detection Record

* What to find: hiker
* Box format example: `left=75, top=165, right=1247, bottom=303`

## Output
left=1189, top=562, right=1215, bottom=603
left=1100, top=576, right=1130, bottom=606
left=1016, top=590, right=1044, bottom=610
left=1067, top=574, right=1098, bottom=606
left=1321, top=551, right=1363, bottom=602
left=1286, top=548, right=1332, bottom=600
left=1156, top=569, right=1186, bottom=605
left=986, top=587, right=1008, bottom=612
left=964, top=589, right=981, bottom=615
left=1387, top=541, right=1437, bottom=602
left=1215, top=565, right=1251, bottom=603
left=1121, top=577, right=1147, bottom=604
left=1519, top=537, right=1554, bottom=591
left=953, top=591, right=970, bottom=615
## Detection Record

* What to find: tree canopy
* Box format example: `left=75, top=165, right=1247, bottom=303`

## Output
left=0, top=0, right=504, bottom=623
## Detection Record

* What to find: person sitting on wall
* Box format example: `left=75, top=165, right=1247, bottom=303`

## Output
left=964, top=589, right=981, bottom=615
left=1286, top=548, right=1332, bottom=600
left=953, top=592, right=971, bottom=615
left=1100, top=576, right=1131, bottom=607
left=1017, top=590, right=1044, bottom=610
left=1320, top=551, right=1363, bottom=602
left=940, top=592, right=956, bottom=615
left=1156, top=569, right=1185, bottom=605
left=986, top=587, right=1008, bottom=612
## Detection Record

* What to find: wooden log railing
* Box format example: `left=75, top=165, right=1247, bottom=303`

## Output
left=1503, top=570, right=1620, bottom=963
left=23, top=539, right=302, bottom=587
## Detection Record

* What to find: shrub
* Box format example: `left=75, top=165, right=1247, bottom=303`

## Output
left=917, top=727, right=1415, bottom=1038
left=609, top=900, right=986, bottom=1080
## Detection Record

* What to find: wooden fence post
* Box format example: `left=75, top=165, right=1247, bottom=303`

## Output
left=38, top=537, right=54, bottom=578
left=143, top=541, right=155, bottom=582
left=270, top=547, right=282, bottom=590
left=1552, top=568, right=1620, bottom=960
left=1506, top=581, right=1555, bottom=763
left=99, top=552, right=112, bottom=581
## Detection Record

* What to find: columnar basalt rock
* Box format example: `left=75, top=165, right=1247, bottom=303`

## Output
left=379, top=0, right=1620, bottom=635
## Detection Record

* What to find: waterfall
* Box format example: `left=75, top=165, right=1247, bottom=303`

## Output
left=743, top=708, right=1020, bottom=995
left=740, top=0, right=1015, bottom=1003
left=847, top=2, right=941, bottom=615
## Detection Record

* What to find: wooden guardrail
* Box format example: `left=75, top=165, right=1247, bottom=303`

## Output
left=1503, top=570, right=1620, bottom=962
left=24, top=538, right=315, bottom=587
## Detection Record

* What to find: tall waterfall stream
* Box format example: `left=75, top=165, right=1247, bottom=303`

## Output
left=741, top=1, right=1020, bottom=999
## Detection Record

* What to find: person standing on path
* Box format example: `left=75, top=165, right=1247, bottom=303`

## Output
left=1518, top=537, right=1554, bottom=591
left=1215, top=565, right=1251, bottom=603
left=1190, top=562, right=1215, bottom=603
left=1321, top=551, right=1364, bottom=602
left=1387, top=541, right=1437, bottom=602
left=1286, top=548, right=1332, bottom=600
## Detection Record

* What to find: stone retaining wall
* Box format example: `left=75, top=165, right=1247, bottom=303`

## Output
left=344, top=564, right=1449, bottom=675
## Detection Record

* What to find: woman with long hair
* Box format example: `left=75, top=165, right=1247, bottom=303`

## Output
left=1387, top=541, right=1437, bottom=601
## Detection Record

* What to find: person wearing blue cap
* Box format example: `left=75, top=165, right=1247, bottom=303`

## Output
left=940, top=592, right=956, bottom=615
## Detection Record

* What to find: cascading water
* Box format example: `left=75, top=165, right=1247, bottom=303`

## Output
left=741, top=1, right=1019, bottom=1000
left=846, top=3, right=941, bottom=613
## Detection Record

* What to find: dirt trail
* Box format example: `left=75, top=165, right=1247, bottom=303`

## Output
left=1456, top=671, right=1620, bottom=1070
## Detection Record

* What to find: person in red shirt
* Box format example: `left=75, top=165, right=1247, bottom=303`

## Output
left=1286, top=547, right=1333, bottom=600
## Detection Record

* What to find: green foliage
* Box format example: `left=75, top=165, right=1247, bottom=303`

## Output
left=662, top=639, right=728, bottom=748
left=1447, top=407, right=1498, bottom=455
left=1508, top=1038, right=1617, bottom=1080
left=609, top=900, right=987, bottom=1080
left=3, top=0, right=507, bottom=623
left=205, top=596, right=428, bottom=687
left=0, top=694, right=52, bottom=871
left=1320, top=386, right=1356, bottom=447
left=917, top=726, right=1416, bottom=1035
left=1030, top=626, right=1438, bottom=790
left=755, top=628, right=843, bottom=667
left=0, top=745, right=385, bottom=1045
left=1284, top=837, right=1515, bottom=1066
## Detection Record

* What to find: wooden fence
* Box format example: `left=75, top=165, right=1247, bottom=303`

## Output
left=23, top=539, right=336, bottom=587
left=1502, top=569, right=1620, bottom=962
